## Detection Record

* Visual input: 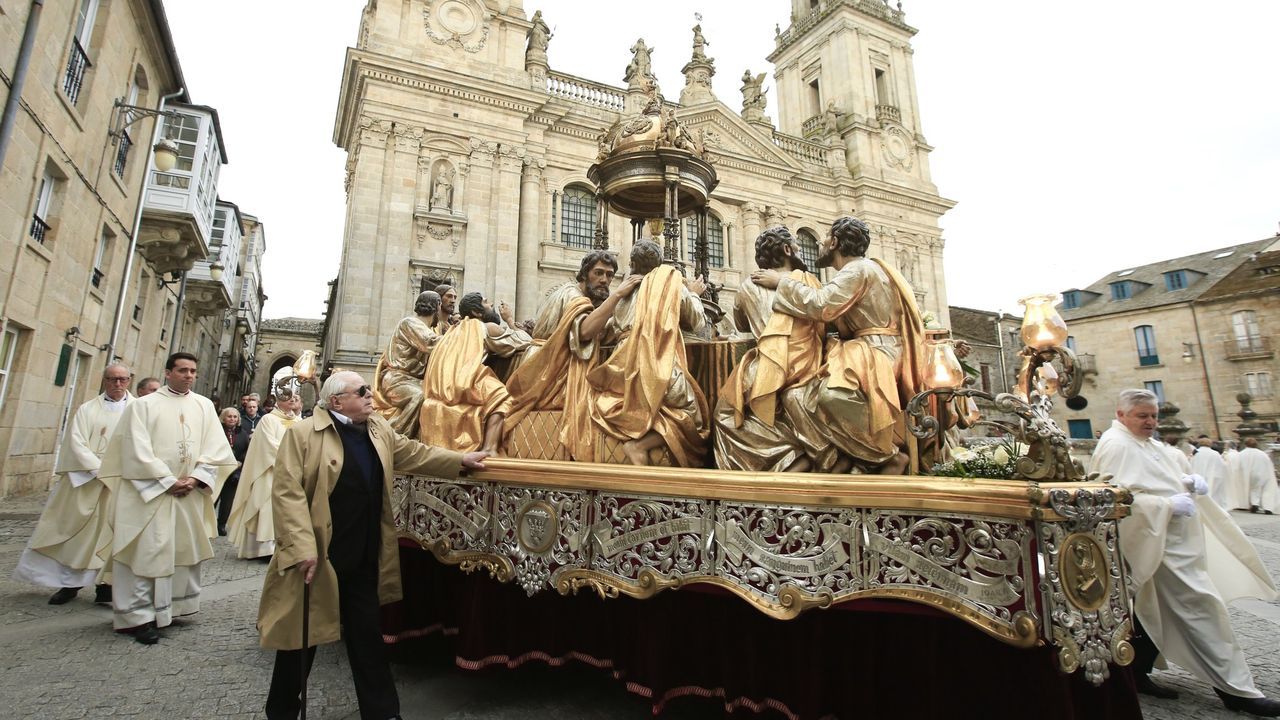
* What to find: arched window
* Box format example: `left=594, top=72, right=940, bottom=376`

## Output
left=560, top=185, right=596, bottom=249
left=796, top=228, right=820, bottom=270
left=685, top=214, right=724, bottom=268
left=1232, top=310, right=1262, bottom=353
left=1134, top=325, right=1159, bottom=366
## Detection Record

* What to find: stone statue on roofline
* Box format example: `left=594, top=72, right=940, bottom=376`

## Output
left=625, top=38, right=655, bottom=90
left=741, top=70, right=768, bottom=115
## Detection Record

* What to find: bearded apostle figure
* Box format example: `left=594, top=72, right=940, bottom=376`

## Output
left=14, top=363, right=135, bottom=605
left=713, top=228, right=825, bottom=472
left=371, top=291, right=442, bottom=437
left=750, top=215, right=925, bottom=474
left=98, top=352, right=238, bottom=644
left=226, top=371, right=304, bottom=559
left=584, top=239, right=709, bottom=466
left=418, top=292, right=532, bottom=453
left=1091, top=389, right=1280, bottom=714
left=505, top=250, right=620, bottom=460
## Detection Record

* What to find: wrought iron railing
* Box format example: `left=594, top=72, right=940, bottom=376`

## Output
left=113, top=130, right=132, bottom=178
left=546, top=72, right=626, bottom=112
left=91, top=267, right=104, bottom=289
left=63, top=39, right=91, bottom=106
left=29, top=215, right=50, bottom=244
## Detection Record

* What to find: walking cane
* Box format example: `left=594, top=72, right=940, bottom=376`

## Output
left=301, top=578, right=311, bottom=720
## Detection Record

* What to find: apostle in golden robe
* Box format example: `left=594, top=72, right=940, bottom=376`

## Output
left=505, top=250, right=621, bottom=460
left=584, top=239, right=709, bottom=466
left=713, top=228, right=825, bottom=472
left=371, top=291, right=442, bottom=437
left=751, top=216, right=925, bottom=474
left=419, top=292, right=532, bottom=453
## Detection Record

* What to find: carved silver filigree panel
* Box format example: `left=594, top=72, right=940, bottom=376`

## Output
left=1039, top=488, right=1133, bottom=686
left=714, top=502, right=862, bottom=602
left=864, top=510, right=1032, bottom=626
left=395, top=474, right=492, bottom=553
left=492, top=485, right=590, bottom=596
left=589, top=494, right=713, bottom=585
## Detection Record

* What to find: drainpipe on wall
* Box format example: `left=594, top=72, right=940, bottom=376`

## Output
left=0, top=0, right=42, bottom=170
left=1190, top=303, right=1221, bottom=438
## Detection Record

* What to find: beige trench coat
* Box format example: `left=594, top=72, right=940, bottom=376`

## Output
left=256, top=409, right=463, bottom=650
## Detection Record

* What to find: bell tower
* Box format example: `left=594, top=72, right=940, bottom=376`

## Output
left=768, top=0, right=954, bottom=324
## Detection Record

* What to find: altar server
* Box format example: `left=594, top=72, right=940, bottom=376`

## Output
left=1091, top=389, right=1279, bottom=715
left=1237, top=438, right=1278, bottom=514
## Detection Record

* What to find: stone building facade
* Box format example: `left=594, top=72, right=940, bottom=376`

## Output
left=253, top=317, right=323, bottom=406
left=947, top=306, right=1023, bottom=433
left=324, top=0, right=955, bottom=375
left=1051, top=236, right=1280, bottom=441
left=0, top=1, right=261, bottom=495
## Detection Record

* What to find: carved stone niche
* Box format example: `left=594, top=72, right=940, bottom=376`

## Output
left=412, top=261, right=464, bottom=295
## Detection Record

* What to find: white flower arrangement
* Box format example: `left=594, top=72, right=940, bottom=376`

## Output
left=931, top=438, right=1027, bottom=480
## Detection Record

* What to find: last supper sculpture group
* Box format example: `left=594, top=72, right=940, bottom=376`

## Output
left=363, top=76, right=1135, bottom=694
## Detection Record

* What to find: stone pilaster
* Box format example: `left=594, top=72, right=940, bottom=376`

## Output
left=741, top=203, right=763, bottom=272
left=516, top=156, right=546, bottom=320
left=335, top=115, right=392, bottom=366
left=461, top=139, right=496, bottom=295
left=380, top=123, right=422, bottom=342
left=492, top=144, right=525, bottom=304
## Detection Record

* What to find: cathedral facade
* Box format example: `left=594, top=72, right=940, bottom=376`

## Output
left=326, top=0, right=955, bottom=374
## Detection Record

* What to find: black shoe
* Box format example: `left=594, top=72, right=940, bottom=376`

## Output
left=218, top=526, right=227, bottom=536
left=1265, top=510, right=1275, bottom=515
left=94, top=585, right=112, bottom=604
left=48, top=587, right=81, bottom=605
left=1215, top=688, right=1280, bottom=717
left=1251, top=505, right=1260, bottom=513
left=1135, top=675, right=1179, bottom=699
left=132, top=623, right=160, bottom=645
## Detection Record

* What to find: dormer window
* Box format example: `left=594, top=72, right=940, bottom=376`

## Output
left=1111, top=281, right=1133, bottom=300
left=1164, top=270, right=1188, bottom=290
left=1062, top=290, right=1081, bottom=309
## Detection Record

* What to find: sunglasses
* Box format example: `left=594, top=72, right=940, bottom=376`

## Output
left=336, top=385, right=372, bottom=398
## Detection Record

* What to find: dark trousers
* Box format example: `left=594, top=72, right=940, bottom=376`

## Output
left=265, top=568, right=398, bottom=720
left=215, top=474, right=239, bottom=531
left=1132, top=616, right=1159, bottom=676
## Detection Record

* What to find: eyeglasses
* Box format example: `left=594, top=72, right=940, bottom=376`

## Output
left=335, top=385, right=371, bottom=398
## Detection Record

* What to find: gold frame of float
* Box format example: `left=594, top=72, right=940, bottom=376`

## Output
left=395, top=458, right=1135, bottom=686
left=588, top=150, right=717, bottom=220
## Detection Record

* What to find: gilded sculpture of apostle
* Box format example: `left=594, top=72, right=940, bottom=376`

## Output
left=714, top=227, right=826, bottom=472
left=371, top=291, right=442, bottom=437
left=751, top=216, right=926, bottom=474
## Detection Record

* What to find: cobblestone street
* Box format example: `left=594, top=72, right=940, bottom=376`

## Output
left=1, top=493, right=1277, bottom=719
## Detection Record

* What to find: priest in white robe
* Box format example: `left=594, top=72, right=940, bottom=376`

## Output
left=1222, top=442, right=1251, bottom=510
left=13, top=363, right=134, bottom=605
left=1238, top=437, right=1279, bottom=514
left=98, top=352, right=237, bottom=644
left=1191, top=437, right=1231, bottom=509
left=226, top=386, right=302, bottom=558
left=1091, top=389, right=1279, bottom=715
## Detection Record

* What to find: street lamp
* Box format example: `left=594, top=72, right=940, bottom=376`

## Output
left=209, top=262, right=225, bottom=282
left=102, top=88, right=185, bottom=363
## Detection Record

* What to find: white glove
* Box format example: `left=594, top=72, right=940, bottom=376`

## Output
left=1182, top=473, right=1208, bottom=496
left=1169, top=492, right=1197, bottom=518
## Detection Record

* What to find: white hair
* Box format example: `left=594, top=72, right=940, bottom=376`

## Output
left=1117, top=389, right=1159, bottom=412
left=103, top=362, right=132, bottom=377
left=318, top=371, right=362, bottom=409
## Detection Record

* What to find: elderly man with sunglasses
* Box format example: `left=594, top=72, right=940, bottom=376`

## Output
left=257, top=371, right=488, bottom=720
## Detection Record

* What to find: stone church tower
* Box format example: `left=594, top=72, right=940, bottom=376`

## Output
left=328, top=0, right=954, bottom=374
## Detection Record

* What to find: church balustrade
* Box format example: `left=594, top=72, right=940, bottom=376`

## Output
left=546, top=72, right=627, bottom=112
left=771, top=130, right=827, bottom=164
left=876, top=103, right=902, bottom=125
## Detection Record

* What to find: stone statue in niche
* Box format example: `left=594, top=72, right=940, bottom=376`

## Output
left=431, top=164, right=454, bottom=212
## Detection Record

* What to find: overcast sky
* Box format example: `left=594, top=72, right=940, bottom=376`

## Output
left=164, top=1, right=1279, bottom=321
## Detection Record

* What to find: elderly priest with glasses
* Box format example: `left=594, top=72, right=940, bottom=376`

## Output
left=258, top=371, right=488, bottom=720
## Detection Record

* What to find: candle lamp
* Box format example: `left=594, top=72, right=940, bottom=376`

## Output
left=1019, top=294, right=1069, bottom=351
